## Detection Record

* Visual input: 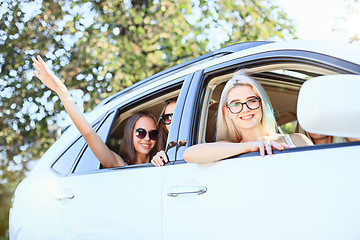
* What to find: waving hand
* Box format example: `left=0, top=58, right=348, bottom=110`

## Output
left=32, top=55, right=65, bottom=93
left=31, top=55, right=126, bottom=168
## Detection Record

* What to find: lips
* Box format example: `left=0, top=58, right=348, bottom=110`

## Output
left=140, top=142, right=152, bottom=149
left=240, top=114, right=255, bottom=120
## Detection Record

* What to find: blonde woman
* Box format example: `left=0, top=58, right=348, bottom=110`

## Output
left=184, top=71, right=312, bottom=163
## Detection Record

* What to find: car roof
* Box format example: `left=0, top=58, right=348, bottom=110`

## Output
left=97, top=40, right=360, bottom=107
left=82, top=40, right=360, bottom=124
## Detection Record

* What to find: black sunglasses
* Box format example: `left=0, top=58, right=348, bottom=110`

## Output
left=160, top=113, right=173, bottom=125
left=134, top=128, right=158, bottom=141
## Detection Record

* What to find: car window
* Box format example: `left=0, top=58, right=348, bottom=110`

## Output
left=73, top=111, right=116, bottom=174
left=51, top=122, right=99, bottom=176
left=200, top=68, right=307, bottom=144
left=105, top=89, right=181, bottom=167
left=198, top=61, right=360, bottom=148
left=67, top=78, right=184, bottom=174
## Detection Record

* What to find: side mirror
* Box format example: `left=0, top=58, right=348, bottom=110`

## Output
left=297, top=74, right=360, bottom=138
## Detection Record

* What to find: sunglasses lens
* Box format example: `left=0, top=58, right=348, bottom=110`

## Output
left=149, top=130, right=158, bottom=141
left=135, top=128, right=146, bottom=139
left=135, top=128, right=158, bottom=141
left=162, top=114, right=173, bottom=125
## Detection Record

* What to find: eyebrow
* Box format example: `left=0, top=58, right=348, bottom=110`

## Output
left=229, top=95, right=258, bottom=102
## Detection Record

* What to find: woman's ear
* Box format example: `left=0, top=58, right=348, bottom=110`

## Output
left=223, top=105, right=231, bottom=119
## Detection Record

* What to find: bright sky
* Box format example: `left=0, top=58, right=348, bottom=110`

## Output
left=276, top=0, right=359, bottom=43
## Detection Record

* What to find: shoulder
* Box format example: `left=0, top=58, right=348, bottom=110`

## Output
left=288, top=133, right=314, bottom=147
left=273, top=134, right=286, bottom=144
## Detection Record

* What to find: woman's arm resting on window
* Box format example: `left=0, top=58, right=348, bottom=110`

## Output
left=183, top=140, right=288, bottom=163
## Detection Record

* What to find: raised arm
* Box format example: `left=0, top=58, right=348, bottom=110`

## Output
left=32, top=55, right=125, bottom=168
left=183, top=140, right=288, bottom=163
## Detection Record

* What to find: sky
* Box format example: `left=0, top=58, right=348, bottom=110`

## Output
left=276, top=0, right=359, bottom=43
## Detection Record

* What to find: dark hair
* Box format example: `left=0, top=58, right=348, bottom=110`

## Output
left=119, top=111, right=158, bottom=165
left=157, top=97, right=177, bottom=152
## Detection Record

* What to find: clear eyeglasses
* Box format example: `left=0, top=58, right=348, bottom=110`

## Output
left=227, top=97, right=261, bottom=114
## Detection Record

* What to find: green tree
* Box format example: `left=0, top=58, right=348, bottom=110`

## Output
left=0, top=0, right=295, bottom=237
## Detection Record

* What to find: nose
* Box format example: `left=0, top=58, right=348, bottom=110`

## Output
left=242, top=102, right=251, bottom=112
left=144, top=132, right=151, bottom=140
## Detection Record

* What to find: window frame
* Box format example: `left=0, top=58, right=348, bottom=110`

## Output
left=53, top=75, right=189, bottom=176
left=71, top=110, right=117, bottom=175
left=174, top=50, right=360, bottom=163
left=50, top=119, right=103, bottom=177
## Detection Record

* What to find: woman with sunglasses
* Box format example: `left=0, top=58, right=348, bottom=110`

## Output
left=119, top=112, right=158, bottom=165
left=32, top=56, right=158, bottom=167
left=151, top=97, right=177, bottom=167
left=183, top=71, right=312, bottom=163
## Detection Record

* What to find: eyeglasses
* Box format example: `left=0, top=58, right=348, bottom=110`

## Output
left=134, top=128, right=158, bottom=141
left=227, top=97, right=261, bottom=114
left=160, top=113, right=173, bottom=125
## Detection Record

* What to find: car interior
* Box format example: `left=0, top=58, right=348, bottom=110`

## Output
left=199, top=63, right=337, bottom=144
left=105, top=63, right=352, bottom=164
left=107, top=90, right=180, bottom=154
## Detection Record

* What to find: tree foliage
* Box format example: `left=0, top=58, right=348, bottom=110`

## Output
left=333, top=0, right=360, bottom=43
left=0, top=0, right=294, bottom=237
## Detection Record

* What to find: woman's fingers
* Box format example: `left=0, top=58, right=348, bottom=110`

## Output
left=33, top=71, right=40, bottom=80
left=37, top=55, right=46, bottom=66
left=255, top=140, right=288, bottom=157
left=32, top=56, right=39, bottom=66
left=279, top=142, right=290, bottom=148
left=271, top=141, right=285, bottom=151
left=32, top=56, right=46, bottom=79
left=33, top=56, right=44, bottom=68
left=258, top=142, right=265, bottom=157
left=32, top=58, right=40, bottom=71
left=151, top=156, right=162, bottom=167
left=151, top=151, right=169, bottom=167
left=32, top=62, right=42, bottom=75
left=151, top=158, right=160, bottom=167
left=158, top=150, right=168, bottom=164
left=265, top=140, right=273, bottom=156
left=32, top=56, right=49, bottom=73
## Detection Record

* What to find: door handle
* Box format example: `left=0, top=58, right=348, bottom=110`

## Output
left=56, top=191, right=75, bottom=201
left=167, top=186, right=207, bottom=197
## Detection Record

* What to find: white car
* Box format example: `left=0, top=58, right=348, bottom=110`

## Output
left=9, top=40, right=360, bottom=239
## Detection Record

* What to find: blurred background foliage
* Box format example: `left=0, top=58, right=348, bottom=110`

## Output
left=0, top=0, right=299, bottom=237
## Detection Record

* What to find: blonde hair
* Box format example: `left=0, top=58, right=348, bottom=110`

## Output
left=216, top=71, right=277, bottom=142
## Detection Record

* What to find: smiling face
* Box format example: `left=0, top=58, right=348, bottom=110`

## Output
left=132, top=116, right=157, bottom=158
left=224, top=85, right=263, bottom=131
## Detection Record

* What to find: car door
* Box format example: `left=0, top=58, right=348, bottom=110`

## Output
left=47, top=77, right=187, bottom=239
left=162, top=48, right=360, bottom=239
left=47, top=110, right=166, bottom=239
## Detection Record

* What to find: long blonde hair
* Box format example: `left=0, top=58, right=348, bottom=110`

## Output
left=216, top=71, right=277, bottom=142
